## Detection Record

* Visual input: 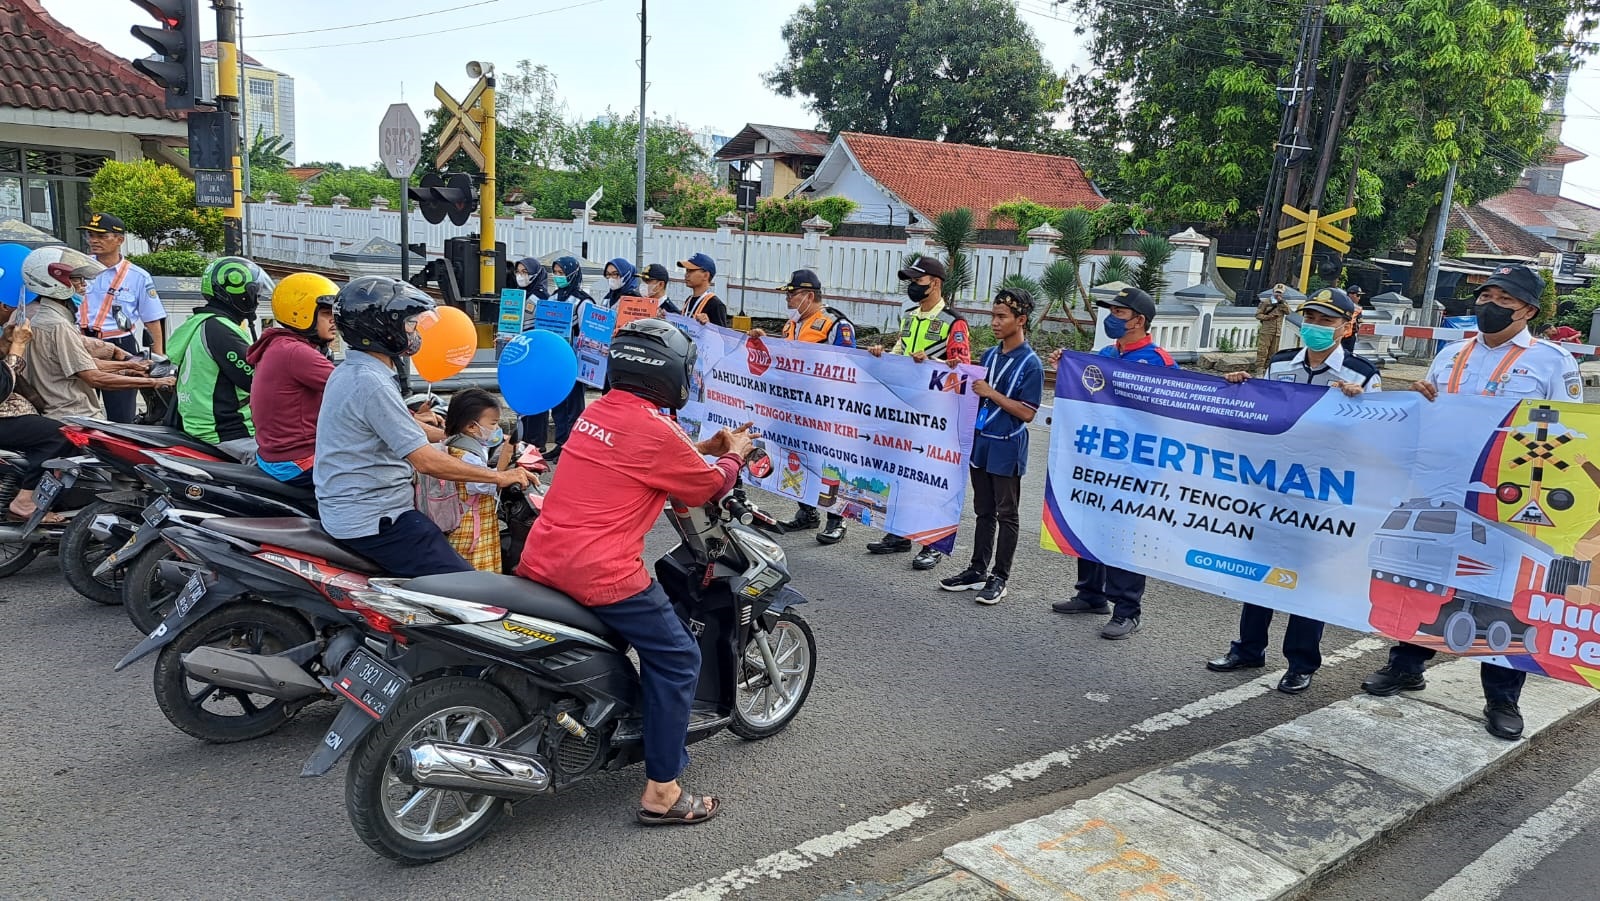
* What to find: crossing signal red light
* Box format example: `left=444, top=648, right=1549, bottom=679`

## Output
left=130, top=0, right=202, bottom=111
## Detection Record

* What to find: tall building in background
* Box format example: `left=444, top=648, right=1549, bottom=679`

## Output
left=199, top=42, right=296, bottom=164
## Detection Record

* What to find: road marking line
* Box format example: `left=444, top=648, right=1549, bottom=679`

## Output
left=662, top=637, right=1389, bottom=900
left=1421, top=763, right=1600, bottom=901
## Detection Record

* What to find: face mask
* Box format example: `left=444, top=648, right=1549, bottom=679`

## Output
left=515, top=273, right=531, bottom=288
left=1103, top=314, right=1129, bottom=340
left=1300, top=323, right=1338, bottom=352
left=1474, top=300, right=1521, bottom=335
left=607, top=276, right=623, bottom=291
left=553, top=275, right=570, bottom=289
left=907, top=283, right=930, bottom=303
left=478, top=425, right=505, bottom=448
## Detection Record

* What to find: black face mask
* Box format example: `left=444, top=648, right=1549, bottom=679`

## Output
left=1474, top=301, right=1522, bottom=335
left=907, top=283, right=930, bottom=303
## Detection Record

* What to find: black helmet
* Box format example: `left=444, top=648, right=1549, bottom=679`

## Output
left=606, top=319, right=697, bottom=410
left=333, top=276, right=436, bottom=357
left=201, top=256, right=274, bottom=320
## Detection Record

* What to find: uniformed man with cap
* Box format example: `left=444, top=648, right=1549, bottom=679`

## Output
left=678, top=253, right=728, bottom=327
left=1208, top=287, right=1379, bottom=693
left=78, top=212, right=168, bottom=422
left=867, top=255, right=972, bottom=569
left=749, top=269, right=858, bottom=543
left=1362, top=265, right=1581, bottom=741
left=1051, top=287, right=1176, bottom=638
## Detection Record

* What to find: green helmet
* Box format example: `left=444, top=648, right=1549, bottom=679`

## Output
left=200, top=256, right=274, bottom=321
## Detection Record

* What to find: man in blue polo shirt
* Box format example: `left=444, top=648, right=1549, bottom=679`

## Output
left=939, top=288, right=1043, bottom=604
left=1051, top=287, right=1177, bottom=638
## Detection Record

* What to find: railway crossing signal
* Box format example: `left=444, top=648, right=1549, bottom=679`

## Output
left=1276, top=205, right=1357, bottom=294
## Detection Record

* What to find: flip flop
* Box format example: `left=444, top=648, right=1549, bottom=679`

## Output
left=6, top=510, right=65, bottom=525
left=637, top=789, right=720, bottom=827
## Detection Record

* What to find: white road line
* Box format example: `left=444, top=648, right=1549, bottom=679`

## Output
left=662, top=636, right=1389, bottom=900
left=1421, top=763, right=1600, bottom=901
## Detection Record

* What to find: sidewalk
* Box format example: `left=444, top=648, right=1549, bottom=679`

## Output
left=829, top=660, right=1599, bottom=901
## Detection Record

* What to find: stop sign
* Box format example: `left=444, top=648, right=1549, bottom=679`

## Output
left=378, top=103, right=422, bottom=179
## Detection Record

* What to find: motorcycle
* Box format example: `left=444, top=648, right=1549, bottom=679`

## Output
left=297, top=458, right=815, bottom=863
left=0, top=449, right=103, bottom=578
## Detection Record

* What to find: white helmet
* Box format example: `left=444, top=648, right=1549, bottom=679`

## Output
left=22, top=246, right=103, bottom=301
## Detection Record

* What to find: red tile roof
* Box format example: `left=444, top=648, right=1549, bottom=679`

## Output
left=0, top=0, right=180, bottom=122
left=1448, top=203, right=1557, bottom=258
left=840, top=133, right=1104, bottom=221
left=285, top=167, right=326, bottom=182
left=1479, top=187, right=1600, bottom=238
left=200, top=41, right=264, bottom=68
left=1546, top=143, right=1588, bottom=167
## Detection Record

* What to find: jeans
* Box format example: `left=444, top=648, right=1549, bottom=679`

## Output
left=1387, top=641, right=1526, bottom=705
left=99, top=335, right=141, bottom=423
left=336, top=510, right=472, bottom=577
left=0, top=414, right=73, bottom=488
left=1231, top=604, right=1325, bottom=673
left=588, top=581, right=701, bottom=783
left=968, top=466, right=1021, bottom=580
left=1074, top=558, right=1146, bottom=620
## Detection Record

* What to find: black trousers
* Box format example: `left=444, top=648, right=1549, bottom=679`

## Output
left=1231, top=604, right=1325, bottom=674
left=99, top=335, right=141, bottom=423
left=1074, top=558, right=1146, bottom=620
left=1388, top=641, right=1526, bottom=705
left=0, top=414, right=73, bottom=488
left=337, top=510, right=472, bottom=578
left=968, top=466, right=1021, bottom=580
left=521, top=384, right=588, bottom=449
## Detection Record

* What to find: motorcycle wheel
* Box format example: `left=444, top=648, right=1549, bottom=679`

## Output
left=151, top=602, right=315, bottom=743
left=0, top=542, right=39, bottom=578
left=730, top=609, right=817, bottom=740
left=123, top=543, right=188, bottom=634
left=347, top=677, right=525, bottom=864
left=59, top=500, right=133, bottom=605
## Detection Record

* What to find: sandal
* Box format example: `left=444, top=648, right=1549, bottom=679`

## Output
left=6, top=509, right=65, bottom=525
left=637, top=788, right=720, bottom=827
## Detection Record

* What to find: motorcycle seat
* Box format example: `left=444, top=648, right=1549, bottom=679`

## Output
left=172, top=457, right=316, bottom=507
left=403, top=571, right=624, bottom=647
left=61, top=417, right=223, bottom=459
left=208, top=517, right=378, bottom=573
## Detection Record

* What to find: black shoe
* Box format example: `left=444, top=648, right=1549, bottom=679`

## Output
left=1206, top=652, right=1266, bottom=673
left=1484, top=702, right=1524, bottom=740
left=940, top=568, right=987, bottom=591
left=976, top=576, right=1008, bottom=605
left=1277, top=671, right=1314, bottom=694
left=1052, top=598, right=1111, bottom=615
left=780, top=508, right=822, bottom=531
left=912, top=547, right=942, bottom=570
left=1101, top=616, right=1140, bottom=640
left=1361, top=666, right=1426, bottom=697
left=817, top=517, right=848, bottom=545
left=867, top=535, right=913, bottom=554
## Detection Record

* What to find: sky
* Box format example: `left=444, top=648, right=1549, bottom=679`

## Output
left=41, top=0, right=1600, bottom=209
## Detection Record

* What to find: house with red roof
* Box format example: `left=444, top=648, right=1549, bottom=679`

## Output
left=793, top=132, right=1104, bottom=228
left=0, top=0, right=186, bottom=240
left=714, top=124, right=832, bottom=200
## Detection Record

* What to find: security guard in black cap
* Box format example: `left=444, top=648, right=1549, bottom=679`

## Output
left=748, top=269, right=857, bottom=542
left=1363, top=265, right=1580, bottom=741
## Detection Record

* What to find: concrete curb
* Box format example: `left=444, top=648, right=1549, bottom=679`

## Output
left=862, top=660, right=1599, bottom=901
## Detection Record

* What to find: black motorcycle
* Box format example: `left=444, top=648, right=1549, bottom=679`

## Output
left=0, top=449, right=104, bottom=578
left=298, top=472, right=816, bottom=863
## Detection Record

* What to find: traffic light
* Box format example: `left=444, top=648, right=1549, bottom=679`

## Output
left=130, top=0, right=202, bottom=111
left=409, top=172, right=477, bottom=226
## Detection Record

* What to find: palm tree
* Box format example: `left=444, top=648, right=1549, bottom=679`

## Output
left=1134, top=235, right=1174, bottom=302
left=248, top=128, right=294, bottom=171
left=1051, top=207, right=1095, bottom=332
left=931, top=208, right=977, bottom=299
left=1096, top=253, right=1137, bottom=287
left=1039, top=259, right=1089, bottom=332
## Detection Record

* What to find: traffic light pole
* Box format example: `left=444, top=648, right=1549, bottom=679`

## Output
left=478, top=78, right=497, bottom=298
left=212, top=0, right=244, bottom=256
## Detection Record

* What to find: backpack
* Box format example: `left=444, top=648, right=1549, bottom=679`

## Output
left=413, top=443, right=467, bottom=532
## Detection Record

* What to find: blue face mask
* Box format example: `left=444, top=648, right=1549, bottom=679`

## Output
left=1301, top=323, right=1338, bottom=352
left=1103, top=313, right=1129, bottom=340
left=480, top=426, right=505, bottom=448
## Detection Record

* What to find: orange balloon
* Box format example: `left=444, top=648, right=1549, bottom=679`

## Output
left=412, top=305, right=478, bottom=382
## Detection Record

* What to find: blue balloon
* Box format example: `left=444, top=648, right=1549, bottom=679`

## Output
left=0, top=243, right=32, bottom=308
left=497, top=329, right=578, bottom=415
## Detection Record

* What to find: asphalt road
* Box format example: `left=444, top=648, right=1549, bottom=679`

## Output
left=0, top=422, right=1431, bottom=901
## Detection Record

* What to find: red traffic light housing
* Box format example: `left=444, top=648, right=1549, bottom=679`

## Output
left=130, top=0, right=202, bottom=111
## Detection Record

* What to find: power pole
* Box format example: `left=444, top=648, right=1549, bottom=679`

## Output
left=212, top=0, right=244, bottom=256
left=236, top=1, right=251, bottom=256
left=1266, top=0, right=1327, bottom=288
left=1421, top=161, right=1458, bottom=307
left=635, top=0, right=648, bottom=268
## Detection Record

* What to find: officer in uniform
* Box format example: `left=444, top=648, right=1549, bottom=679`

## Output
left=1208, top=288, right=1379, bottom=693
left=749, top=269, right=857, bottom=543
left=1362, top=265, right=1581, bottom=740
left=867, top=256, right=971, bottom=569
left=78, top=213, right=168, bottom=422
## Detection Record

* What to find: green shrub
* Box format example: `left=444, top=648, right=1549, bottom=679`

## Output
left=129, top=250, right=209, bottom=277
left=1556, top=287, right=1600, bottom=334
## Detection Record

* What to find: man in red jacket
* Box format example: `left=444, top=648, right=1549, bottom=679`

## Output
left=517, top=319, right=753, bottom=826
left=247, top=273, right=338, bottom=488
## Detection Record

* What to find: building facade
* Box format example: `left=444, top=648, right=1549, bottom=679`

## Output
left=200, top=42, right=296, bottom=164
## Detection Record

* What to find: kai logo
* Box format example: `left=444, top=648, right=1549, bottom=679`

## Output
left=504, top=621, right=557, bottom=642
left=926, top=370, right=969, bottom=394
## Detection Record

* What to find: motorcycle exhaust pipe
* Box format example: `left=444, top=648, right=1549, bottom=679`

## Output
left=394, top=741, right=552, bottom=797
left=156, top=559, right=192, bottom=588
left=178, top=646, right=325, bottom=700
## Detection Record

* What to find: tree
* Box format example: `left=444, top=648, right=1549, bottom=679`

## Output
left=309, top=166, right=401, bottom=209
left=1134, top=235, right=1174, bottom=302
left=89, top=159, right=223, bottom=252
left=248, top=127, right=293, bottom=172
left=1051, top=207, right=1095, bottom=331
left=767, top=0, right=1064, bottom=148
left=930, top=208, right=977, bottom=298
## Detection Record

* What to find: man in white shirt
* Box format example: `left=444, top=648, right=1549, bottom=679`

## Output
left=78, top=213, right=167, bottom=422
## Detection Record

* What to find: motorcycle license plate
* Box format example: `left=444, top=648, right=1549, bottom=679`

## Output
left=33, top=473, right=63, bottom=509
left=173, top=573, right=207, bottom=618
left=141, top=496, right=173, bottom=526
left=332, top=650, right=406, bottom=721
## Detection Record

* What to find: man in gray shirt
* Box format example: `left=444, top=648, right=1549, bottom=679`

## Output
left=315, top=277, right=530, bottom=576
